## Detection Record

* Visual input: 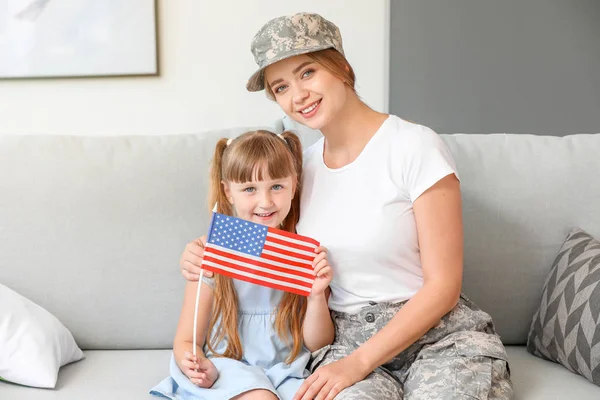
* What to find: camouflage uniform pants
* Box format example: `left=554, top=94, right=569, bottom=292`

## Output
left=309, top=294, right=513, bottom=399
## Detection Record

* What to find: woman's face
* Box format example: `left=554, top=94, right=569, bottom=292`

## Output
left=264, top=54, right=348, bottom=131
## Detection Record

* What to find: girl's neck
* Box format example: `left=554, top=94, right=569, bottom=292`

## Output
left=319, top=89, right=389, bottom=168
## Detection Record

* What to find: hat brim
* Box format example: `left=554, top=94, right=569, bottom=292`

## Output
left=246, top=44, right=338, bottom=92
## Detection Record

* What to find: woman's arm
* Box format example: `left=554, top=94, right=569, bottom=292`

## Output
left=351, top=173, right=463, bottom=372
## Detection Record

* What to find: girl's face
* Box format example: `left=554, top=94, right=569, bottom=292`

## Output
left=223, top=172, right=295, bottom=228
left=264, top=54, right=348, bottom=131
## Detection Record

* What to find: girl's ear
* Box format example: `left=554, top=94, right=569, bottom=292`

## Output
left=222, top=181, right=233, bottom=204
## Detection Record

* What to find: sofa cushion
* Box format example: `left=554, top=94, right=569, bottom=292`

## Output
left=0, top=350, right=171, bottom=399
left=0, top=284, right=84, bottom=388
left=507, top=346, right=600, bottom=399
left=2, top=347, right=598, bottom=399
left=527, top=228, right=600, bottom=386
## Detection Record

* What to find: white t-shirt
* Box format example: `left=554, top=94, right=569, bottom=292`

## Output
left=297, top=115, right=459, bottom=313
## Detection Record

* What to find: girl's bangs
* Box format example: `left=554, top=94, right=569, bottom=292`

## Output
left=225, top=138, right=295, bottom=183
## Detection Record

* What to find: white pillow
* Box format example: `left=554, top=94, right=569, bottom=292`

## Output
left=0, top=283, right=84, bottom=388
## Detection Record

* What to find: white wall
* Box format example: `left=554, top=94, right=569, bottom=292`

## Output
left=0, top=0, right=389, bottom=136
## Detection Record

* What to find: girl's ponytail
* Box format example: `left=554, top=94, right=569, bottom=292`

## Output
left=279, top=131, right=303, bottom=233
left=208, top=138, right=233, bottom=215
left=206, top=138, right=241, bottom=360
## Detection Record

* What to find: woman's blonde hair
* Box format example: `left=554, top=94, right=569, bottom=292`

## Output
left=265, top=48, right=356, bottom=100
left=206, top=130, right=307, bottom=363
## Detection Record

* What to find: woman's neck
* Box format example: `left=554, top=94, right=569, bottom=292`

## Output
left=319, top=90, right=389, bottom=168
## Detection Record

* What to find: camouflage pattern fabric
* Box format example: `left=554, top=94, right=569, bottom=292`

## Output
left=247, top=12, right=344, bottom=92
left=309, top=294, right=513, bottom=399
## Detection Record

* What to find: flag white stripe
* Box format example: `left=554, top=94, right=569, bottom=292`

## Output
left=204, top=251, right=314, bottom=284
left=261, top=248, right=312, bottom=265
left=206, top=244, right=313, bottom=274
left=264, top=239, right=316, bottom=258
left=203, top=260, right=311, bottom=293
left=267, top=231, right=318, bottom=249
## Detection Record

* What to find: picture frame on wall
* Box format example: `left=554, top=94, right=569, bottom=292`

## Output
left=0, top=0, right=158, bottom=79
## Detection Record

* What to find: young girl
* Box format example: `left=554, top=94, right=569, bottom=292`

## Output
left=151, top=130, right=334, bottom=400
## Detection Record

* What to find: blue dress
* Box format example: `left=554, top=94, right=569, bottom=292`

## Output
left=150, top=279, right=310, bottom=400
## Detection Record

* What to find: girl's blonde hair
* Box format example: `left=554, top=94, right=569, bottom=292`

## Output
left=206, top=130, right=307, bottom=363
left=265, top=48, right=356, bottom=100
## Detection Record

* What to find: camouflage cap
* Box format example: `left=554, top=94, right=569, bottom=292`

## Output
left=247, top=12, right=344, bottom=92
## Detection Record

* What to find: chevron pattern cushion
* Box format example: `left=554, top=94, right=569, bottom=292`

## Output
left=527, top=228, right=600, bottom=386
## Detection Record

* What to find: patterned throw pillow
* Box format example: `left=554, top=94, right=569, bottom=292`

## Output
left=527, top=228, right=600, bottom=386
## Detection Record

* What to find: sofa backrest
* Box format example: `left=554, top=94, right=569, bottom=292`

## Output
left=284, top=115, right=600, bottom=344
left=1, top=126, right=599, bottom=349
left=0, top=127, right=279, bottom=350
left=442, top=133, right=600, bottom=344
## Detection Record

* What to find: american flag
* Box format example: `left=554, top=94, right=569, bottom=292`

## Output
left=201, top=212, right=319, bottom=296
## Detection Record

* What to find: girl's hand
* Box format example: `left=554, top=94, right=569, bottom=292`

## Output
left=181, top=351, right=219, bottom=388
left=293, top=356, right=369, bottom=400
left=310, top=246, right=332, bottom=298
left=180, top=235, right=214, bottom=280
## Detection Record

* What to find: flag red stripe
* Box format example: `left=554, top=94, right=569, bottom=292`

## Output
left=204, top=248, right=315, bottom=281
left=203, top=264, right=311, bottom=296
left=263, top=244, right=314, bottom=262
left=267, top=227, right=320, bottom=247
left=260, top=252, right=313, bottom=270
left=203, top=255, right=312, bottom=288
left=266, top=235, right=316, bottom=253
left=205, top=246, right=313, bottom=274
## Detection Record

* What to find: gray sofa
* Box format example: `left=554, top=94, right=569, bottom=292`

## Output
left=1, top=121, right=599, bottom=399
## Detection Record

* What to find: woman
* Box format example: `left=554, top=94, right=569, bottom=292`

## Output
left=181, top=12, right=513, bottom=400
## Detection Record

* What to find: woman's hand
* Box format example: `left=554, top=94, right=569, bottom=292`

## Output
left=180, top=235, right=213, bottom=280
left=294, top=355, right=369, bottom=400
left=309, top=246, right=332, bottom=298
left=180, top=351, right=219, bottom=388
